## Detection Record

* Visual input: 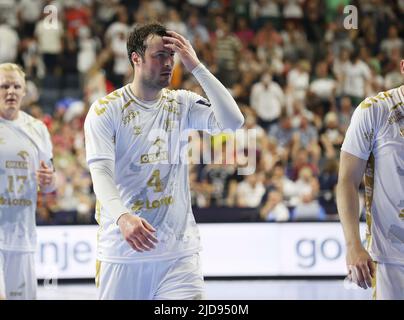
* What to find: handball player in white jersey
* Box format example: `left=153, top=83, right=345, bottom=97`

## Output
left=337, top=59, right=404, bottom=299
left=0, top=63, right=56, bottom=300
left=84, top=23, right=244, bottom=300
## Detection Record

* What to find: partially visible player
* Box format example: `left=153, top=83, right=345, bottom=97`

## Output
left=84, top=23, right=244, bottom=299
left=337, top=59, right=404, bottom=299
left=0, top=63, right=56, bottom=300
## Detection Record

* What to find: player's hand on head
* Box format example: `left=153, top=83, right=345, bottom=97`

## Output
left=117, top=213, right=158, bottom=252
left=163, top=30, right=200, bottom=72
left=346, top=246, right=375, bottom=289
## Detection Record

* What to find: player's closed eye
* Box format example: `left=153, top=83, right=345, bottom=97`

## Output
left=0, top=84, right=22, bottom=90
left=155, top=52, right=174, bottom=58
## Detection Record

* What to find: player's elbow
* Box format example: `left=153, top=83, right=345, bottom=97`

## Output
left=235, top=115, right=245, bottom=129
left=227, top=114, right=244, bottom=131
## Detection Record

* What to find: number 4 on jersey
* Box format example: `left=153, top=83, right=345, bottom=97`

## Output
left=147, top=170, right=163, bottom=192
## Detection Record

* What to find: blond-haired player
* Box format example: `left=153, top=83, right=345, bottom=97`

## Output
left=84, top=23, right=244, bottom=300
left=0, top=63, right=56, bottom=299
left=337, top=59, right=404, bottom=299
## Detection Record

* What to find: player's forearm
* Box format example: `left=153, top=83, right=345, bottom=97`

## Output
left=336, top=178, right=363, bottom=248
left=191, top=63, right=244, bottom=131
left=89, top=159, right=129, bottom=224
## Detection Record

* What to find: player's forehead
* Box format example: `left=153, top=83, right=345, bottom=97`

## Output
left=145, top=34, right=168, bottom=54
left=0, top=70, right=25, bottom=85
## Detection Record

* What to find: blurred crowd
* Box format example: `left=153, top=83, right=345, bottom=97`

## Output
left=2, top=0, right=403, bottom=224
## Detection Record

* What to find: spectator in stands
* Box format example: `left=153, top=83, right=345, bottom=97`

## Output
left=318, top=158, right=338, bottom=216
left=260, top=189, right=290, bottom=222
left=337, top=95, right=353, bottom=133
left=17, top=0, right=44, bottom=38
left=266, top=161, right=298, bottom=208
left=308, top=60, right=337, bottom=114
left=380, top=25, right=403, bottom=60
left=34, top=10, right=64, bottom=75
left=0, top=17, right=19, bottom=64
left=236, top=172, right=266, bottom=208
left=268, top=112, right=294, bottom=160
left=290, top=166, right=324, bottom=221
left=339, top=48, right=372, bottom=107
left=281, top=20, right=310, bottom=62
left=234, top=17, right=254, bottom=48
left=288, top=148, right=319, bottom=181
left=291, top=115, right=321, bottom=164
left=165, top=8, right=187, bottom=36
left=186, top=13, right=210, bottom=46
left=285, top=59, right=310, bottom=109
left=214, top=17, right=242, bottom=87
left=320, top=111, right=344, bottom=156
left=250, top=68, right=285, bottom=130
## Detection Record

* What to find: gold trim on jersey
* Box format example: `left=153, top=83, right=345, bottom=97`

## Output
left=94, top=105, right=106, bottom=116
left=121, top=99, right=136, bottom=112
left=124, top=86, right=167, bottom=110
left=98, top=91, right=122, bottom=105
left=364, top=153, right=375, bottom=252
left=95, top=260, right=101, bottom=288
left=360, top=91, right=392, bottom=109
left=95, top=90, right=124, bottom=116
left=94, top=200, right=104, bottom=289
left=95, top=199, right=103, bottom=283
left=372, top=262, right=377, bottom=300
left=391, top=102, right=404, bottom=111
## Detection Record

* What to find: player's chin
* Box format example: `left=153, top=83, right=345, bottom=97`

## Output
left=158, top=78, right=171, bottom=88
left=3, top=105, right=19, bottom=115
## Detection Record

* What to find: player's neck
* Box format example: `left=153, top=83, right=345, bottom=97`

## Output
left=129, top=80, right=161, bottom=102
left=0, top=109, right=19, bottom=121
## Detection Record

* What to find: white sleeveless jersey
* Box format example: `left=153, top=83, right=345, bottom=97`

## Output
left=85, top=85, right=220, bottom=262
left=341, top=87, right=404, bottom=265
left=0, top=111, right=53, bottom=252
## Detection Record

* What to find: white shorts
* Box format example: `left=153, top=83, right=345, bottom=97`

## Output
left=373, top=262, right=404, bottom=300
left=0, top=250, right=37, bottom=300
left=96, top=253, right=205, bottom=300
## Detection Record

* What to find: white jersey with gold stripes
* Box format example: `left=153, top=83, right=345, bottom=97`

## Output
left=85, top=85, right=220, bottom=262
left=341, top=87, right=404, bottom=265
left=0, top=111, right=53, bottom=252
